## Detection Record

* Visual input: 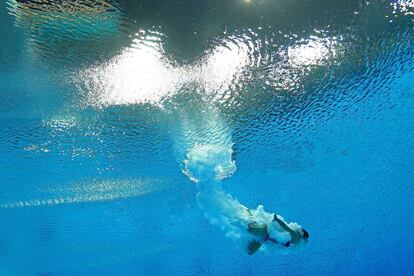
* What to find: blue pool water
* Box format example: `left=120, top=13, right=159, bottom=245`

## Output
left=1, top=0, right=414, bottom=275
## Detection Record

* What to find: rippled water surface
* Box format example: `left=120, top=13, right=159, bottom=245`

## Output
left=1, top=0, right=414, bottom=275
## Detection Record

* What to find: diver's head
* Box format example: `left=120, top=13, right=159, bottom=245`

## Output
left=284, top=228, right=309, bottom=248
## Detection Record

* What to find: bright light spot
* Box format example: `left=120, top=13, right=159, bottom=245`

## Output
left=392, top=0, right=414, bottom=16
left=200, top=36, right=252, bottom=97
left=78, top=32, right=183, bottom=107
left=78, top=32, right=252, bottom=107
left=263, top=35, right=340, bottom=91
left=288, top=36, right=338, bottom=66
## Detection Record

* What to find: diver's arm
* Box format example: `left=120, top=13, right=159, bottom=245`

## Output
left=273, top=215, right=300, bottom=244
left=273, top=215, right=291, bottom=232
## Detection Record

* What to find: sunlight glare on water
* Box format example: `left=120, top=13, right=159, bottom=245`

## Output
left=77, top=31, right=253, bottom=107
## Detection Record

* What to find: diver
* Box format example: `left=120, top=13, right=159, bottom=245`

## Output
left=246, top=212, right=309, bottom=255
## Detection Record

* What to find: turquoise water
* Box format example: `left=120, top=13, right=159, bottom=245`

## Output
left=1, top=0, right=414, bottom=275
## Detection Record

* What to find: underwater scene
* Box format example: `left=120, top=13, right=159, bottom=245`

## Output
left=1, top=0, right=414, bottom=275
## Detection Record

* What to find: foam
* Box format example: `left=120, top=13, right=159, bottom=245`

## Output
left=182, top=144, right=236, bottom=182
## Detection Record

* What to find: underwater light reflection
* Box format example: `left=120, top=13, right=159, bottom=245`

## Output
left=200, top=35, right=252, bottom=98
left=78, top=33, right=253, bottom=107
left=392, top=0, right=414, bottom=16
left=287, top=36, right=338, bottom=67
left=0, top=178, right=162, bottom=209
left=78, top=31, right=181, bottom=107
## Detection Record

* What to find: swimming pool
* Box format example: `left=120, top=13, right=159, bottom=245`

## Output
left=1, top=0, right=414, bottom=275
